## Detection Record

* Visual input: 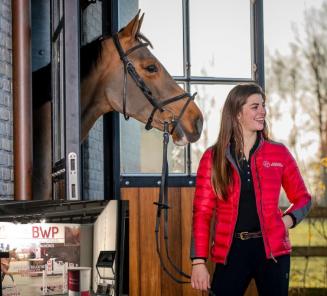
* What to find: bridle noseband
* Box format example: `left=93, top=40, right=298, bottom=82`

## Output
left=112, top=33, right=197, bottom=134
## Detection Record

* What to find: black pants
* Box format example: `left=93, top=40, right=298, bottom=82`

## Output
left=211, top=238, right=290, bottom=296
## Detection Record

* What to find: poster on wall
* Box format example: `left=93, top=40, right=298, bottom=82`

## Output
left=0, top=222, right=80, bottom=296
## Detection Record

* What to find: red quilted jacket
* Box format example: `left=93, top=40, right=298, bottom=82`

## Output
left=191, top=138, right=312, bottom=264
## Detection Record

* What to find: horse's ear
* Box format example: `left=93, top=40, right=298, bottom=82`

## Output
left=136, top=13, right=145, bottom=35
left=122, top=10, right=141, bottom=39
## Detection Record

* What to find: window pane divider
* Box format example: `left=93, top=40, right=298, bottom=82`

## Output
left=174, top=76, right=256, bottom=84
left=120, top=175, right=196, bottom=188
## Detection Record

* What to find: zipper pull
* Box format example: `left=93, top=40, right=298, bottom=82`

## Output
left=271, top=252, right=278, bottom=263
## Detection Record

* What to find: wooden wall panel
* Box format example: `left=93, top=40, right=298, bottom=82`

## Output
left=181, top=188, right=204, bottom=296
left=138, top=188, right=161, bottom=296
left=121, top=188, right=140, bottom=296
left=161, top=187, right=182, bottom=296
left=245, top=280, right=258, bottom=296
left=121, top=187, right=258, bottom=296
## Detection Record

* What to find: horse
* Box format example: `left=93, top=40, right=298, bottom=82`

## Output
left=32, top=12, right=203, bottom=200
left=1, top=249, right=16, bottom=284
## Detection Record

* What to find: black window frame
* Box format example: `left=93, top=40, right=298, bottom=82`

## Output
left=107, top=0, right=264, bottom=191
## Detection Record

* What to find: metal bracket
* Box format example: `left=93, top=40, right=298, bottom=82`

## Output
left=67, top=152, right=79, bottom=200
left=252, top=63, right=258, bottom=73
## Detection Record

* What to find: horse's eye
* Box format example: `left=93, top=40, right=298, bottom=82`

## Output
left=145, top=64, right=158, bottom=73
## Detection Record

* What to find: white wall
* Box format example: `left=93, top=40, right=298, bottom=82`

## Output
left=92, top=201, right=118, bottom=292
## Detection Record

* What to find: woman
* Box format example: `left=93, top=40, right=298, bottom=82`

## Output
left=190, top=83, right=311, bottom=296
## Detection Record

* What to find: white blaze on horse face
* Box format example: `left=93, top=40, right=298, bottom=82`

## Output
left=174, top=135, right=189, bottom=146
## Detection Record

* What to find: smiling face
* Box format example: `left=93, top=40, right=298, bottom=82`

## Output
left=238, top=93, right=266, bottom=135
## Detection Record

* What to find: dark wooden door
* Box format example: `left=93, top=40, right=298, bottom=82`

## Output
left=51, top=0, right=81, bottom=200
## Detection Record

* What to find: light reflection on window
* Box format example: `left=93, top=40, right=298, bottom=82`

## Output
left=189, top=84, right=235, bottom=173
left=138, top=0, right=183, bottom=76
left=190, top=0, right=252, bottom=78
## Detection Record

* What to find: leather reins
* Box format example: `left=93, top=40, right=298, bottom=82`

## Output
left=156, top=123, right=216, bottom=295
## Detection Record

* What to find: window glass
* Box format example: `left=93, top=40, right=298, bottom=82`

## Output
left=120, top=117, right=186, bottom=174
left=190, top=0, right=252, bottom=78
left=138, top=0, right=183, bottom=76
left=52, top=0, right=65, bottom=163
left=191, top=84, right=235, bottom=173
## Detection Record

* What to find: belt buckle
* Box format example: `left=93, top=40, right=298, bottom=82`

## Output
left=239, top=232, right=249, bottom=240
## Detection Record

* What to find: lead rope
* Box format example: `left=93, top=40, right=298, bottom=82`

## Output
left=154, top=122, right=216, bottom=296
left=154, top=122, right=189, bottom=284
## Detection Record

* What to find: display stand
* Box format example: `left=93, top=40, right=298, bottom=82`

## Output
left=95, top=251, right=116, bottom=296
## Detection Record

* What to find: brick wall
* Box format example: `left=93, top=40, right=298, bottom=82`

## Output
left=81, top=2, right=104, bottom=200
left=0, top=0, right=13, bottom=199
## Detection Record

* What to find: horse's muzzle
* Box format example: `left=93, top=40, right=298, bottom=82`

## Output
left=187, top=116, right=203, bottom=143
left=172, top=115, right=203, bottom=145
left=195, top=116, right=203, bottom=137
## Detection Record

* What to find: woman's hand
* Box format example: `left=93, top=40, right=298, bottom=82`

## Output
left=191, top=261, right=211, bottom=291
left=282, top=214, right=293, bottom=230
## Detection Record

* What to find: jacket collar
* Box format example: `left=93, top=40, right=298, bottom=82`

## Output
left=225, top=132, right=265, bottom=167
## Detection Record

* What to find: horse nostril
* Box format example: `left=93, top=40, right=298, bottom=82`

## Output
left=195, top=117, right=203, bottom=135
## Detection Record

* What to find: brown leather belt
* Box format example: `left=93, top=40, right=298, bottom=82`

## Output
left=235, top=231, right=262, bottom=240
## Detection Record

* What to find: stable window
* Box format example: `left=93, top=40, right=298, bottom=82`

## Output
left=120, top=0, right=264, bottom=185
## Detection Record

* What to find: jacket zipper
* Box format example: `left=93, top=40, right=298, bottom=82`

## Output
left=224, top=155, right=241, bottom=265
left=253, top=150, right=277, bottom=263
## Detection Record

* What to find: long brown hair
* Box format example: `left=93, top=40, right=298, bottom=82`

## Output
left=211, top=83, right=269, bottom=200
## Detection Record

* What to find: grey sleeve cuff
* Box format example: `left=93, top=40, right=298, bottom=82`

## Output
left=283, top=213, right=297, bottom=228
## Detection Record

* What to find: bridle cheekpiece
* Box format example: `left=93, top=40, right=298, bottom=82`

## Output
left=112, top=33, right=197, bottom=134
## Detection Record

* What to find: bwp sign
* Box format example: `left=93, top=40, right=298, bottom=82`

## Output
left=32, top=226, right=60, bottom=239
left=0, top=223, right=80, bottom=296
left=0, top=223, right=65, bottom=243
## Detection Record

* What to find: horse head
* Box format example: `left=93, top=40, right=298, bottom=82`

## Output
left=81, top=12, right=203, bottom=145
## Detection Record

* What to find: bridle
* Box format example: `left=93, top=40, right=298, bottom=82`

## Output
left=112, top=33, right=197, bottom=133
left=112, top=32, right=215, bottom=294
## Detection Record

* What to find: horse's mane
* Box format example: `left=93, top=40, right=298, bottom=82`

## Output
left=32, top=32, right=151, bottom=107
left=80, top=36, right=104, bottom=81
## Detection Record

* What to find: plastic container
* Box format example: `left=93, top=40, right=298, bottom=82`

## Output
left=68, top=267, right=91, bottom=296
